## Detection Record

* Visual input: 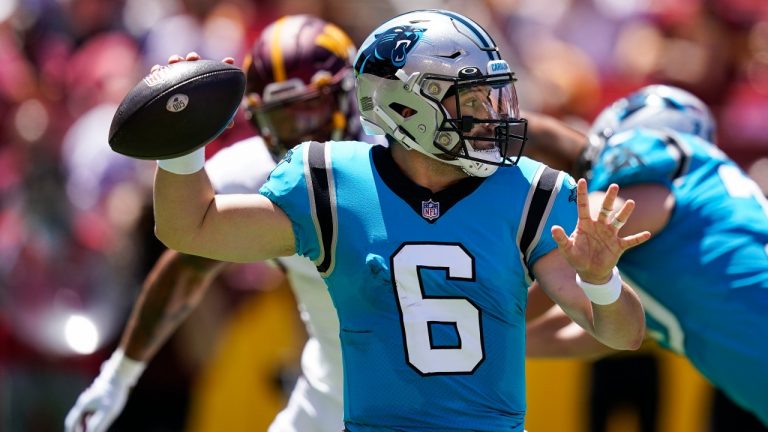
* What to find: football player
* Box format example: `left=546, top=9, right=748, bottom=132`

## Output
left=150, top=10, right=648, bottom=431
left=524, top=85, right=768, bottom=426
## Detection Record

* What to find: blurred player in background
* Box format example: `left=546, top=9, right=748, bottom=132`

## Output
left=524, top=84, right=768, bottom=427
left=66, top=14, right=370, bottom=432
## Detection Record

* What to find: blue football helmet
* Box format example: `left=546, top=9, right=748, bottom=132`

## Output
left=590, top=84, right=716, bottom=145
left=574, top=85, right=717, bottom=179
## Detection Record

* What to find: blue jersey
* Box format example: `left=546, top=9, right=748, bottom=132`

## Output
left=261, top=142, right=577, bottom=431
left=590, top=129, right=768, bottom=424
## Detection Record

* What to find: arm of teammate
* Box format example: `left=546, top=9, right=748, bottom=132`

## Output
left=521, top=110, right=588, bottom=173
left=524, top=110, right=675, bottom=236
left=588, top=184, right=674, bottom=238
left=65, top=250, right=230, bottom=432
left=532, top=179, right=651, bottom=351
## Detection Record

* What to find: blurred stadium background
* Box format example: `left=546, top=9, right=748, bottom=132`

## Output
left=0, top=0, right=766, bottom=431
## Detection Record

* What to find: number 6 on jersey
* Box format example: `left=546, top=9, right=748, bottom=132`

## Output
left=392, top=243, right=485, bottom=375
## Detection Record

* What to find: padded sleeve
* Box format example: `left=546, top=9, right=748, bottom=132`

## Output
left=206, top=137, right=276, bottom=194
left=589, top=130, right=684, bottom=192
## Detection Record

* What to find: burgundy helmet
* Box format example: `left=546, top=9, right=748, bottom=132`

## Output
left=243, top=15, right=358, bottom=157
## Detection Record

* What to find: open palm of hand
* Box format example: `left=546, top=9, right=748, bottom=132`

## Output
left=552, top=179, right=651, bottom=284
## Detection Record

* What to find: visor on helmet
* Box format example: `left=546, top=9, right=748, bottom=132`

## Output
left=428, top=73, right=527, bottom=167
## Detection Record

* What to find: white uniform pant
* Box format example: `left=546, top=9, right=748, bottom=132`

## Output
left=268, top=376, right=344, bottom=432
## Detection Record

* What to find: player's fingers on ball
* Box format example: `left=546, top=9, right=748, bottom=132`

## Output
left=168, top=54, right=183, bottom=64
left=222, top=56, right=235, bottom=64
left=226, top=119, right=235, bottom=129
left=185, top=51, right=200, bottom=61
left=110, top=57, right=244, bottom=159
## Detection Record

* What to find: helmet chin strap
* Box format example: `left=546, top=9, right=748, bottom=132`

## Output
left=405, top=133, right=498, bottom=177
left=460, top=160, right=498, bottom=177
left=458, top=145, right=500, bottom=177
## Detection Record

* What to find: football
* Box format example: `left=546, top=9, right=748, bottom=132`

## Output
left=108, top=60, right=246, bottom=160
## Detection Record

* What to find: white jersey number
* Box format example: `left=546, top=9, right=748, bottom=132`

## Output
left=392, top=244, right=484, bottom=375
left=625, top=276, right=685, bottom=354
left=718, top=164, right=768, bottom=257
left=718, top=164, right=768, bottom=218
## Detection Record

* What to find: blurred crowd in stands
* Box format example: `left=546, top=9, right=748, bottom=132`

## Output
left=0, top=0, right=765, bottom=431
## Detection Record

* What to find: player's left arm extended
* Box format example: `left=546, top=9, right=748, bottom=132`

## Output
left=532, top=179, right=650, bottom=351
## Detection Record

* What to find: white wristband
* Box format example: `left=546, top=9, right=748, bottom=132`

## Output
left=157, top=147, right=205, bottom=175
left=99, top=349, right=147, bottom=387
left=576, top=267, right=622, bottom=305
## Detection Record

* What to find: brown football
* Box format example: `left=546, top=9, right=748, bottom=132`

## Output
left=108, top=60, right=245, bottom=160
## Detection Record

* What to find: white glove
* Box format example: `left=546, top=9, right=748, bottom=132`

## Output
left=65, top=350, right=146, bottom=432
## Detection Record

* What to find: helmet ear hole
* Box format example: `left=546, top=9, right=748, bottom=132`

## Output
left=389, top=102, right=417, bottom=118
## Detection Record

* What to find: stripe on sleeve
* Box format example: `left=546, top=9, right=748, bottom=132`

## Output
left=303, top=141, right=338, bottom=276
left=664, top=133, right=692, bottom=180
left=517, top=166, right=563, bottom=281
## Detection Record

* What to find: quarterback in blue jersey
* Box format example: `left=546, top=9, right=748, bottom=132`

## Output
left=66, top=16, right=369, bottom=432
left=150, top=10, right=649, bottom=431
left=525, top=85, right=768, bottom=426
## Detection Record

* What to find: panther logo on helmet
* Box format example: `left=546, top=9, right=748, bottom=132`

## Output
left=355, top=25, right=425, bottom=78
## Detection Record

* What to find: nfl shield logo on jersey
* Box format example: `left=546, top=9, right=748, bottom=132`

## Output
left=422, top=199, right=440, bottom=221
